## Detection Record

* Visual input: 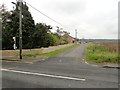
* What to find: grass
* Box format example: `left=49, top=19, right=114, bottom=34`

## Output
left=23, top=44, right=79, bottom=58
left=86, top=43, right=119, bottom=63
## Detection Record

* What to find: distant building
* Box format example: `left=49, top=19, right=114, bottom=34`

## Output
left=62, top=32, right=80, bottom=44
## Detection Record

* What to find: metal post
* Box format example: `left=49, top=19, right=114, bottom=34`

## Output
left=75, top=29, right=77, bottom=39
left=19, top=0, right=22, bottom=59
left=13, top=37, right=16, bottom=50
left=75, top=29, right=78, bottom=44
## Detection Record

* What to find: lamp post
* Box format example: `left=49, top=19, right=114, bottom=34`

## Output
left=12, top=0, right=22, bottom=59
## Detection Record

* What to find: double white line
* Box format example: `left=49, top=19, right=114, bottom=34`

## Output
left=1, top=68, right=86, bottom=81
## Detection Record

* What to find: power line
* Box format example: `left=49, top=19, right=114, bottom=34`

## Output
left=23, top=0, right=68, bottom=28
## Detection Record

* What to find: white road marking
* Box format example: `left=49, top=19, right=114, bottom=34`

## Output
left=85, top=61, right=89, bottom=65
left=1, top=68, right=86, bottom=81
left=84, top=60, right=99, bottom=67
left=82, top=59, right=84, bottom=61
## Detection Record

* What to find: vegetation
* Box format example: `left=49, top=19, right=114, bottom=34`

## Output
left=1, top=3, right=69, bottom=50
left=86, top=42, right=119, bottom=63
left=23, top=44, right=79, bottom=58
left=1, top=4, right=13, bottom=49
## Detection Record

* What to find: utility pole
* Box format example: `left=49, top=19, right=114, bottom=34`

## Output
left=19, top=0, right=22, bottom=59
left=12, top=0, right=22, bottom=59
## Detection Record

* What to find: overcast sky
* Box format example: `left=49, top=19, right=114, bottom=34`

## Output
left=1, top=0, right=119, bottom=39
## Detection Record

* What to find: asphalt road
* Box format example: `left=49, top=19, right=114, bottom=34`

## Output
left=1, top=44, right=118, bottom=88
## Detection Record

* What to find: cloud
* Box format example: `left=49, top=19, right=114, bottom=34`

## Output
left=53, top=2, right=86, bottom=15
left=2, top=0, right=119, bottom=39
left=40, top=0, right=87, bottom=20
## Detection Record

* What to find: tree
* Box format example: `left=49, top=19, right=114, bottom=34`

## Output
left=22, top=2, right=35, bottom=49
left=1, top=2, right=69, bottom=50
left=1, top=4, right=14, bottom=49
left=2, top=2, right=35, bottom=49
left=33, top=23, right=52, bottom=48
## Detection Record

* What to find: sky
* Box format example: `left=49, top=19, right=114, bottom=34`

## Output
left=1, top=0, right=119, bottom=39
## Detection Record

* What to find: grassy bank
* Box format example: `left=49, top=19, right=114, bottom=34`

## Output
left=23, top=44, right=79, bottom=58
left=86, top=43, right=119, bottom=63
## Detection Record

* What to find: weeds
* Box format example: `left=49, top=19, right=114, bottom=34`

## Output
left=86, top=43, right=119, bottom=63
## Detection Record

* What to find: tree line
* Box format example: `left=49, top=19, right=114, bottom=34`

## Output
left=1, top=2, right=69, bottom=50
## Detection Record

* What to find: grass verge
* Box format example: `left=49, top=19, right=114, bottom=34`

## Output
left=86, top=43, right=119, bottom=63
left=23, top=44, right=79, bottom=58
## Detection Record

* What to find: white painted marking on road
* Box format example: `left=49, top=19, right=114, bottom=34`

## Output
left=84, top=60, right=99, bottom=67
left=82, top=59, right=84, bottom=61
left=85, top=61, right=89, bottom=65
left=1, top=68, right=86, bottom=81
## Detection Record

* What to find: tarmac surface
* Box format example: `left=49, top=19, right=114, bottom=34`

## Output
left=1, top=44, right=119, bottom=88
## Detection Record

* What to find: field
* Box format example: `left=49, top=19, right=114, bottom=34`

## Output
left=86, top=42, right=119, bottom=63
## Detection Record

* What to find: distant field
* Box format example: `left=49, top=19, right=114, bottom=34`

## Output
left=100, top=42, right=118, bottom=52
left=86, top=42, right=119, bottom=63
